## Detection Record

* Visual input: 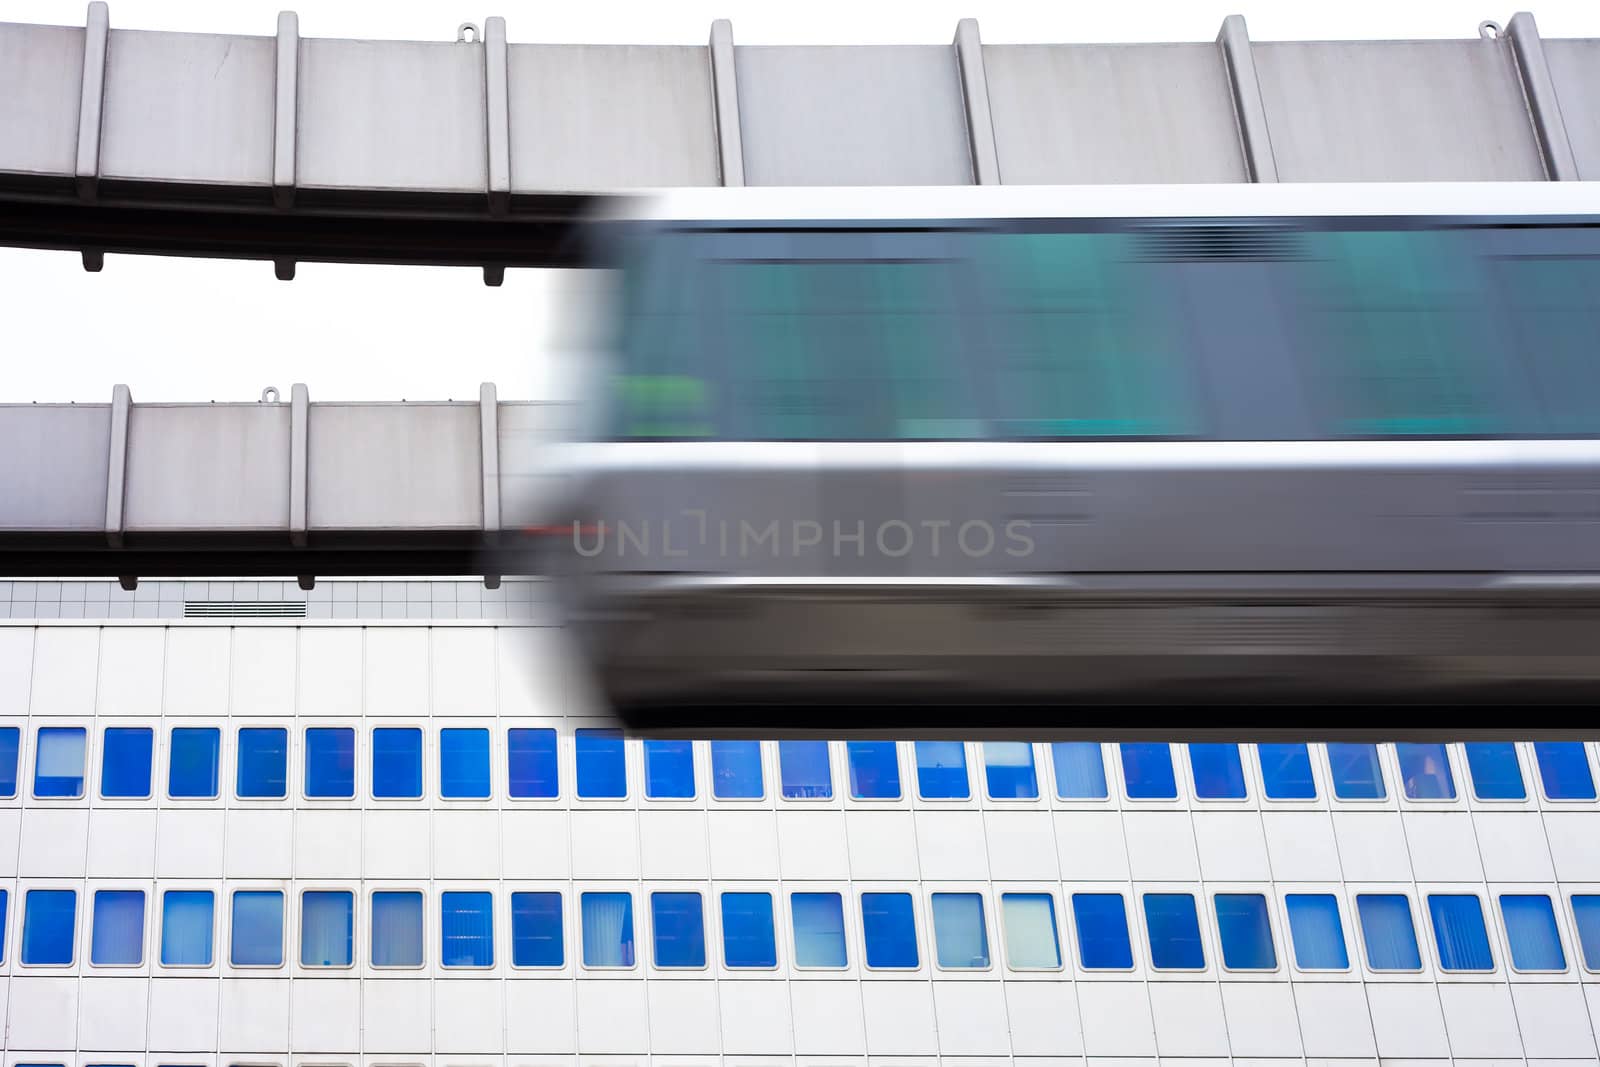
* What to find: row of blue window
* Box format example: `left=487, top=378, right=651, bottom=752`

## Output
left=2, top=728, right=1594, bottom=805
left=4, top=883, right=1598, bottom=975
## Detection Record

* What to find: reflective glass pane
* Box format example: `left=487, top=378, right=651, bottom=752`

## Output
left=983, top=742, right=1038, bottom=799
left=581, top=892, right=635, bottom=967
left=1189, top=743, right=1246, bottom=799
left=1328, top=743, right=1386, bottom=800
left=1500, top=894, right=1565, bottom=971
left=1356, top=894, right=1421, bottom=971
left=1428, top=894, right=1493, bottom=971
left=1072, top=893, right=1133, bottom=969
left=1051, top=742, right=1108, bottom=799
left=440, top=891, right=493, bottom=967
left=1001, top=893, right=1060, bottom=969
left=0, top=726, right=17, bottom=796
left=511, top=892, right=563, bottom=967
left=507, top=728, right=558, bottom=798
left=371, top=891, right=423, bottom=968
left=575, top=729, right=626, bottom=799
left=931, top=892, right=989, bottom=968
left=1144, top=893, right=1205, bottom=970
left=230, top=890, right=283, bottom=967
left=100, top=727, right=153, bottom=799
left=440, top=728, right=490, bottom=799
left=301, top=891, right=353, bottom=968
left=1572, top=895, right=1600, bottom=970
left=1535, top=742, right=1596, bottom=800
left=847, top=741, right=901, bottom=799
left=1215, top=893, right=1275, bottom=970
left=711, top=740, right=763, bottom=800
left=651, top=892, right=706, bottom=968
left=791, top=892, right=846, bottom=968
left=1286, top=893, right=1348, bottom=970
left=1258, top=743, right=1316, bottom=799
left=304, top=727, right=355, bottom=798
left=861, top=892, right=918, bottom=968
left=1464, top=742, right=1525, bottom=800
left=915, top=741, right=969, bottom=799
left=90, top=890, right=144, bottom=966
left=644, top=739, right=695, bottom=799
left=21, top=889, right=75, bottom=965
left=34, top=726, right=85, bottom=798
left=778, top=741, right=832, bottom=799
left=236, top=727, right=287, bottom=798
left=371, top=727, right=422, bottom=799
left=1120, top=743, right=1176, bottom=799
left=1397, top=742, right=1455, bottom=800
left=160, top=890, right=214, bottom=966
left=721, top=892, right=776, bottom=968
left=168, top=727, right=220, bottom=799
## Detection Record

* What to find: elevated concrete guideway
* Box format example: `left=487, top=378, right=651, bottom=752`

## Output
left=0, top=385, right=563, bottom=582
left=1, top=7, right=1598, bottom=280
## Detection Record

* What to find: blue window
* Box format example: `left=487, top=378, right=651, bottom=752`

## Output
left=711, top=740, right=763, bottom=799
left=371, top=891, right=423, bottom=967
left=0, top=726, right=17, bottom=796
left=168, top=726, right=220, bottom=799
left=22, top=889, right=75, bottom=964
left=507, top=727, right=558, bottom=798
left=236, top=727, right=287, bottom=798
left=440, top=891, right=493, bottom=967
left=1215, top=893, right=1275, bottom=970
left=371, top=727, right=422, bottom=799
left=304, top=727, right=355, bottom=798
left=230, top=890, right=284, bottom=967
left=1465, top=742, right=1525, bottom=800
left=1001, top=893, right=1060, bottom=969
left=931, top=892, right=989, bottom=968
left=1120, top=742, right=1176, bottom=799
left=1072, top=893, right=1133, bottom=969
left=440, top=728, right=491, bottom=799
left=778, top=740, right=832, bottom=799
left=1356, top=894, right=1421, bottom=971
left=1500, top=894, right=1565, bottom=971
left=1327, top=742, right=1386, bottom=800
left=1427, top=894, right=1493, bottom=971
left=160, top=890, right=214, bottom=966
left=644, top=739, right=695, bottom=799
left=791, top=892, right=846, bottom=968
left=581, top=891, right=635, bottom=967
left=0, top=889, right=7, bottom=962
left=1286, top=893, right=1349, bottom=970
left=100, top=727, right=153, bottom=798
left=861, top=892, right=918, bottom=968
left=1258, top=743, right=1316, bottom=799
left=1189, top=743, right=1247, bottom=799
left=1572, top=895, right=1600, bottom=970
left=847, top=741, right=901, bottom=799
left=651, top=891, right=706, bottom=968
left=721, top=892, right=776, bottom=968
left=1535, top=742, right=1596, bottom=800
left=1397, top=742, right=1455, bottom=800
left=1051, top=742, right=1108, bottom=799
left=983, top=742, right=1038, bottom=799
left=301, top=891, right=354, bottom=967
left=511, top=892, right=563, bottom=967
left=915, top=741, right=969, bottom=799
left=1144, top=893, right=1205, bottom=969
left=90, top=890, right=144, bottom=966
left=575, top=728, right=626, bottom=799
left=34, top=726, right=86, bottom=798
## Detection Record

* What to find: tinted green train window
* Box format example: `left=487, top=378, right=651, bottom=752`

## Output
left=972, top=232, right=1198, bottom=438
left=1493, top=252, right=1600, bottom=436
left=711, top=249, right=979, bottom=441
left=1299, top=230, right=1516, bottom=436
left=612, top=234, right=717, bottom=439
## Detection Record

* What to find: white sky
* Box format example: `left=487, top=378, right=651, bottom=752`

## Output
left=4, top=0, right=1598, bottom=404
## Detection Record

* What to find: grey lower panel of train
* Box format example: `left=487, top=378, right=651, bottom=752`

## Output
left=552, top=444, right=1600, bottom=724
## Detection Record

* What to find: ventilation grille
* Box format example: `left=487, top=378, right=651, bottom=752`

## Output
left=183, top=601, right=307, bottom=618
left=1134, top=224, right=1306, bottom=262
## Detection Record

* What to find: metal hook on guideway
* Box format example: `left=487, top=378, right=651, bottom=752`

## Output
left=1479, top=20, right=1502, bottom=39
left=457, top=22, right=479, bottom=43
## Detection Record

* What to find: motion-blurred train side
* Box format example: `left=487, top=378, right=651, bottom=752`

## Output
left=546, top=184, right=1600, bottom=736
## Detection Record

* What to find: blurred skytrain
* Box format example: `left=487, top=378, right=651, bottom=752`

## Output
left=547, top=184, right=1600, bottom=735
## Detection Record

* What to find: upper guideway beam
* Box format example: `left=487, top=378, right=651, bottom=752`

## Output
left=0, top=8, right=1596, bottom=280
